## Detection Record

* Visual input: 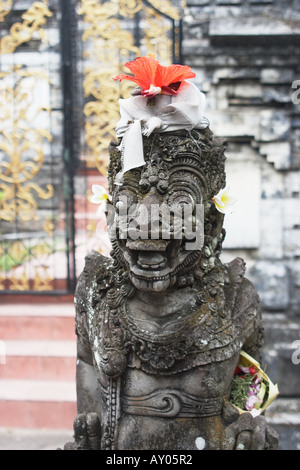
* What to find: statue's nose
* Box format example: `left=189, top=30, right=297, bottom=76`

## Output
left=125, top=189, right=169, bottom=240
left=141, top=187, right=164, bottom=207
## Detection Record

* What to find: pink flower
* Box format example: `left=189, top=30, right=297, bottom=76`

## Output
left=245, top=395, right=259, bottom=411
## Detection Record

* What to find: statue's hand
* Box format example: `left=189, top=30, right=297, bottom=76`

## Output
left=64, top=413, right=101, bottom=450
left=222, top=399, right=279, bottom=450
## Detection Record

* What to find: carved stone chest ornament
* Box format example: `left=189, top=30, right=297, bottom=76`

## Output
left=67, top=56, right=279, bottom=451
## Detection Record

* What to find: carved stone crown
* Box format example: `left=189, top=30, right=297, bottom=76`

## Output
left=108, top=127, right=227, bottom=201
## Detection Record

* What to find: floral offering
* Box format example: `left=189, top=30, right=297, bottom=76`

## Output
left=113, top=54, right=196, bottom=98
left=230, top=351, right=279, bottom=417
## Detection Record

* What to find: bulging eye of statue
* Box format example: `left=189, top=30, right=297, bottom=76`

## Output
left=139, top=178, right=150, bottom=193
left=156, top=179, right=168, bottom=194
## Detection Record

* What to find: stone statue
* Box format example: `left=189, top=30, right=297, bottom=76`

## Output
left=65, top=57, right=279, bottom=451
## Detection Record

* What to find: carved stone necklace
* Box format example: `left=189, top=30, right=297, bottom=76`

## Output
left=93, top=271, right=243, bottom=380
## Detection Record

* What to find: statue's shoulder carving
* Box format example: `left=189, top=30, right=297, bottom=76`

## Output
left=226, top=257, right=246, bottom=284
left=83, top=250, right=113, bottom=280
left=75, top=251, right=114, bottom=347
left=226, top=257, right=261, bottom=338
left=75, top=251, right=112, bottom=307
left=79, top=251, right=114, bottom=291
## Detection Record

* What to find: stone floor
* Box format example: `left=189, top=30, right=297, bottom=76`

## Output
left=0, top=428, right=74, bottom=451
left=0, top=421, right=299, bottom=451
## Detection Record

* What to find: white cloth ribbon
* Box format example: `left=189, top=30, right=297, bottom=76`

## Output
left=115, top=82, right=209, bottom=184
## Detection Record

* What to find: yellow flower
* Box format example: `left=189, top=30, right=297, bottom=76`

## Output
left=91, top=185, right=111, bottom=206
left=212, top=186, right=237, bottom=214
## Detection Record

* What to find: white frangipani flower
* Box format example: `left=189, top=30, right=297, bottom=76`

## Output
left=212, top=186, right=237, bottom=214
left=91, top=185, right=112, bottom=206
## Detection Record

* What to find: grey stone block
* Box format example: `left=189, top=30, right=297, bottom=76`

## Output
left=257, top=110, right=290, bottom=142
left=209, top=16, right=300, bottom=38
left=287, top=260, right=300, bottom=312
left=216, top=0, right=242, bottom=4
left=250, top=262, right=289, bottom=310
left=265, top=398, right=300, bottom=450
left=259, top=142, right=291, bottom=170
left=249, top=0, right=274, bottom=3
left=261, top=68, right=295, bottom=85
left=262, top=314, right=300, bottom=394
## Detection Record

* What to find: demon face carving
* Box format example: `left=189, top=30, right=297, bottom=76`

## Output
left=108, top=128, right=227, bottom=292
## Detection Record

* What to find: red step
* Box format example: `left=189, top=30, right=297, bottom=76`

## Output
left=0, top=303, right=76, bottom=339
left=0, top=380, right=77, bottom=430
left=0, top=303, right=78, bottom=430
left=0, top=341, right=76, bottom=380
left=0, top=316, right=76, bottom=341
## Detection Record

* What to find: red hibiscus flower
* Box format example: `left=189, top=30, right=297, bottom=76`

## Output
left=113, top=55, right=196, bottom=98
left=249, top=366, right=258, bottom=376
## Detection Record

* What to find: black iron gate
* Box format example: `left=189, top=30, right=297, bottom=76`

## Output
left=0, top=0, right=182, bottom=295
left=0, top=0, right=76, bottom=294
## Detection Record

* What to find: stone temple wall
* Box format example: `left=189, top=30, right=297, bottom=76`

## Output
left=182, top=0, right=300, bottom=449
